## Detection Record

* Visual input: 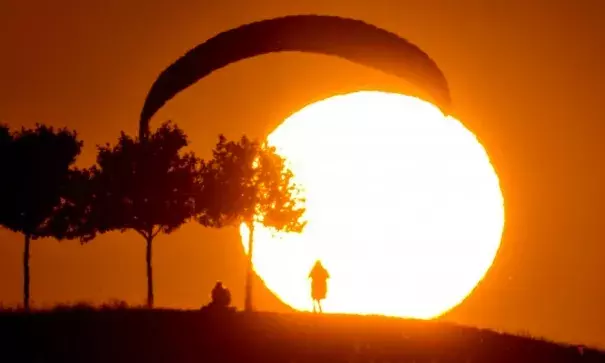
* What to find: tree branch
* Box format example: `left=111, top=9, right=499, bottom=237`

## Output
left=135, top=228, right=149, bottom=240
left=151, top=225, right=163, bottom=239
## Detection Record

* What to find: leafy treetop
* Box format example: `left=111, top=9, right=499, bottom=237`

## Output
left=0, top=124, right=83, bottom=239
left=198, top=134, right=306, bottom=233
left=81, top=121, right=200, bottom=242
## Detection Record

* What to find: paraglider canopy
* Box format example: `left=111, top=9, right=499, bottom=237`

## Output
left=138, top=15, right=452, bottom=140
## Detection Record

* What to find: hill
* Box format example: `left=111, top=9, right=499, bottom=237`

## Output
left=0, top=308, right=602, bottom=363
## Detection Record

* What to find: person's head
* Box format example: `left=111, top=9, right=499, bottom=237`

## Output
left=315, top=260, right=326, bottom=270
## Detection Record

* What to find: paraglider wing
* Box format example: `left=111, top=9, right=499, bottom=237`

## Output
left=139, top=15, right=452, bottom=139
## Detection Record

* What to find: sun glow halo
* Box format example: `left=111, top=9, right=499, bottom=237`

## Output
left=240, top=91, right=504, bottom=319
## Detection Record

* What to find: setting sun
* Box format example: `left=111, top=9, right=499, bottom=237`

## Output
left=241, top=91, right=504, bottom=319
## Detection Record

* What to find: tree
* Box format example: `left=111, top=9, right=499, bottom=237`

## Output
left=0, top=124, right=83, bottom=310
left=0, top=124, right=10, bottom=146
left=198, top=135, right=306, bottom=312
left=0, top=124, right=13, bottom=229
left=87, top=122, right=199, bottom=307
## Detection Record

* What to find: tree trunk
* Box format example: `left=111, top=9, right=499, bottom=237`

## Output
left=23, top=234, right=31, bottom=311
left=244, top=222, right=255, bottom=312
left=146, top=237, right=154, bottom=308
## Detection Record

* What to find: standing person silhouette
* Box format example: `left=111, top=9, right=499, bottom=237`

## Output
left=308, top=260, right=330, bottom=313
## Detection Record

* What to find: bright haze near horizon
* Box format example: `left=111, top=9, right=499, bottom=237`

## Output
left=1, top=0, right=604, bottom=349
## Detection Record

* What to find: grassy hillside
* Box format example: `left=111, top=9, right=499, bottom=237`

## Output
left=0, top=307, right=602, bottom=363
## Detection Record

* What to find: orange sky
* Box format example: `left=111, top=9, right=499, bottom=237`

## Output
left=1, top=0, right=604, bottom=349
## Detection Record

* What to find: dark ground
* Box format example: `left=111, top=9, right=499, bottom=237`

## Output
left=0, top=308, right=603, bottom=363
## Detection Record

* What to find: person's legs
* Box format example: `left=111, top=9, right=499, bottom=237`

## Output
left=318, top=300, right=323, bottom=313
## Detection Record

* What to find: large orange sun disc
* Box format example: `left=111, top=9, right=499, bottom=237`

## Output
left=241, top=91, right=504, bottom=319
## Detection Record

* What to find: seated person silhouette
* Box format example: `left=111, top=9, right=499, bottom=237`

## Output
left=308, top=260, right=330, bottom=313
left=211, top=281, right=231, bottom=307
left=202, top=281, right=233, bottom=312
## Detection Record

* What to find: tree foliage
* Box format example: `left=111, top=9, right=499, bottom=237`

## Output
left=0, top=124, right=13, bottom=226
left=198, top=134, right=306, bottom=232
left=1, top=124, right=83, bottom=237
left=0, top=124, right=10, bottom=145
left=45, top=167, right=96, bottom=241
left=86, top=121, right=199, bottom=238
left=84, top=121, right=200, bottom=307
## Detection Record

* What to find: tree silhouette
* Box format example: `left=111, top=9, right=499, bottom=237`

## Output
left=0, top=124, right=13, bottom=231
left=0, top=124, right=10, bottom=146
left=86, top=122, right=199, bottom=307
left=0, top=124, right=83, bottom=310
left=198, top=135, right=306, bottom=311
